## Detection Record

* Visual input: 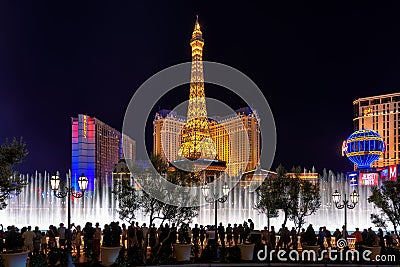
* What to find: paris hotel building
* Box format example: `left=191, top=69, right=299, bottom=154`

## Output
left=153, top=107, right=260, bottom=176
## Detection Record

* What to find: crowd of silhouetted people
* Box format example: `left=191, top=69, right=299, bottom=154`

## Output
left=258, top=223, right=399, bottom=252
left=1, top=219, right=399, bottom=261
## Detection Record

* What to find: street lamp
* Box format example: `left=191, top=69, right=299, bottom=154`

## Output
left=202, top=181, right=230, bottom=259
left=51, top=172, right=88, bottom=239
left=331, top=189, right=359, bottom=239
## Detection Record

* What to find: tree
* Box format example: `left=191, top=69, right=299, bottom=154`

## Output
left=255, top=177, right=280, bottom=229
left=274, top=165, right=300, bottom=227
left=0, top=138, right=28, bottom=210
left=256, top=165, right=298, bottom=227
left=131, top=154, right=200, bottom=264
left=114, top=179, right=140, bottom=224
left=370, top=213, right=388, bottom=230
left=256, top=165, right=321, bottom=231
left=113, top=154, right=200, bottom=227
left=368, top=180, right=400, bottom=239
left=135, top=154, right=169, bottom=227
left=289, top=167, right=321, bottom=233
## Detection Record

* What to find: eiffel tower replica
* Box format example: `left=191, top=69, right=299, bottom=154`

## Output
left=171, top=16, right=226, bottom=181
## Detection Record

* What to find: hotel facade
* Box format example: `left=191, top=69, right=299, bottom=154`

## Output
left=353, top=92, right=400, bottom=168
left=71, top=114, right=136, bottom=190
left=153, top=107, right=260, bottom=176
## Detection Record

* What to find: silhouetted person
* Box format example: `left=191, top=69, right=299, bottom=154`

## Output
left=233, top=224, right=239, bottom=245
left=248, top=219, right=254, bottom=231
left=226, top=223, right=232, bottom=246
left=280, top=226, right=290, bottom=249
left=290, top=227, right=297, bottom=250
left=94, top=223, right=101, bottom=255
left=378, top=228, right=385, bottom=250
left=121, top=223, right=127, bottom=249
left=83, top=222, right=95, bottom=255
left=141, top=223, right=149, bottom=249
left=238, top=224, right=244, bottom=243
left=353, top=228, right=363, bottom=250
left=136, top=222, right=143, bottom=249
left=385, top=232, right=394, bottom=247
left=192, top=224, right=200, bottom=246
left=243, top=222, right=251, bottom=243
left=58, top=223, right=66, bottom=249
left=324, top=226, right=332, bottom=248
left=149, top=223, right=156, bottom=250
left=170, top=223, right=177, bottom=244
left=317, top=227, right=326, bottom=249
left=303, top=224, right=317, bottom=245
left=270, top=226, right=276, bottom=250
left=333, top=228, right=342, bottom=246
left=33, top=226, right=41, bottom=255
left=365, top=228, right=377, bottom=246
left=199, top=225, right=206, bottom=248
left=361, top=229, right=368, bottom=244
left=127, top=222, right=135, bottom=248
left=218, top=223, right=225, bottom=247
left=299, top=228, right=306, bottom=244
left=47, top=225, right=57, bottom=249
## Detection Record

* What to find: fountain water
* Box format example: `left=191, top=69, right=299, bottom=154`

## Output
left=0, top=172, right=146, bottom=230
left=195, top=169, right=380, bottom=232
left=0, top=169, right=381, bottom=232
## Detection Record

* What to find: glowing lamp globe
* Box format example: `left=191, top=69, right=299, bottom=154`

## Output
left=342, top=129, right=385, bottom=169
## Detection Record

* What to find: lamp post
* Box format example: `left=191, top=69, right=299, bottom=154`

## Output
left=50, top=172, right=88, bottom=242
left=202, top=181, right=230, bottom=259
left=331, top=189, right=359, bottom=239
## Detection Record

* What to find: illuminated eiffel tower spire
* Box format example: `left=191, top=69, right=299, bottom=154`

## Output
left=178, top=16, right=216, bottom=160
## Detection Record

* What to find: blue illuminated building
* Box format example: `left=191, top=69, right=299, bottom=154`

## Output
left=71, top=114, right=135, bottom=191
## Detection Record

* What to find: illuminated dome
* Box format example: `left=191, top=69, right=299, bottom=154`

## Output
left=342, top=129, right=385, bottom=169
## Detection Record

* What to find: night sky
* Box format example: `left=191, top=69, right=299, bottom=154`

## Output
left=1, top=1, right=400, bottom=175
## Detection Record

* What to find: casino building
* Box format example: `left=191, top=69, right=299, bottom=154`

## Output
left=153, top=108, right=260, bottom=177
left=353, top=92, right=400, bottom=167
left=71, top=114, right=136, bottom=190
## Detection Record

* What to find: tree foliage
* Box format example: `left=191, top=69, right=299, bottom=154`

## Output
left=368, top=180, right=400, bottom=238
left=289, top=167, right=321, bottom=232
left=255, top=165, right=321, bottom=232
left=255, top=177, right=280, bottom=223
left=114, top=179, right=140, bottom=224
left=0, top=138, right=28, bottom=210
left=113, top=154, right=199, bottom=227
left=370, top=213, right=388, bottom=230
left=113, top=154, right=200, bottom=263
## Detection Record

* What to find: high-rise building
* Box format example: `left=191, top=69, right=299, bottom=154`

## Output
left=353, top=92, right=400, bottom=167
left=71, top=114, right=136, bottom=190
left=121, top=133, right=136, bottom=161
left=210, top=107, right=260, bottom=176
left=153, top=110, right=185, bottom=163
left=153, top=18, right=261, bottom=176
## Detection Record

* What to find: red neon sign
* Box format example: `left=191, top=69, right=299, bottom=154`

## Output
left=389, top=165, right=397, bottom=181
left=359, top=173, right=378, bottom=186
